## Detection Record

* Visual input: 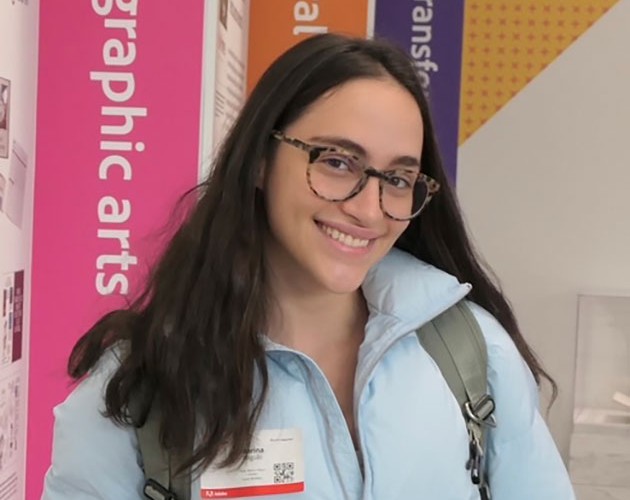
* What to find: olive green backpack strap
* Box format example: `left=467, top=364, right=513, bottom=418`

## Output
left=130, top=396, right=192, bottom=500
left=416, top=301, right=496, bottom=500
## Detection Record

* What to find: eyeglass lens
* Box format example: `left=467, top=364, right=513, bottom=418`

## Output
left=308, top=149, right=428, bottom=220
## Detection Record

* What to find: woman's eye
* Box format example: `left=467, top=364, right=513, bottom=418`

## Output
left=385, top=169, right=418, bottom=190
left=386, top=175, right=411, bottom=189
left=321, top=156, right=352, bottom=170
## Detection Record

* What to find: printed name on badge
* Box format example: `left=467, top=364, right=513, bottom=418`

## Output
left=200, top=428, right=305, bottom=498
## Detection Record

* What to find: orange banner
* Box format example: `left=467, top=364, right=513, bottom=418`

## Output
left=247, top=0, right=370, bottom=92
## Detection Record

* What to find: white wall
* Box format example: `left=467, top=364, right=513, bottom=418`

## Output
left=457, top=0, right=630, bottom=459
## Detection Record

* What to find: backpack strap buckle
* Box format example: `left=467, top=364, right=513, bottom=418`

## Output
left=466, top=426, right=485, bottom=485
left=464, top=395, right=495, bottom=499
left=144, top=478, right=178, bottom=500
left=464, top=395, right=496, bottom=428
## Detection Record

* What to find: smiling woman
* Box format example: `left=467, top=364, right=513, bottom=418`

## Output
left=42, top=34, right=575, bottom=500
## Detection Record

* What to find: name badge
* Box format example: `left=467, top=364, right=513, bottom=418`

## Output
left=200, top=428, right=305, bottom=498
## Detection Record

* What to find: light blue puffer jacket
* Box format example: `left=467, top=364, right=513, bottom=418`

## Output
left=42, top=249, right=575, bottom=499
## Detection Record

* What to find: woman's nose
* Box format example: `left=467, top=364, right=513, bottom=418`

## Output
left=339, top=176, right=383, bottom=223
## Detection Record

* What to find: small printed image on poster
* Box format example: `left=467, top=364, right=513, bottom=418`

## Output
left=212, top=0, right=247, bottom=149
left=0, top=271, right=22, bottom=367
left=9, top=272, right=22, bottom=364
left=0, top=173, right=6, bottom=213
left=0, top=78, right=9, bottom=159
left=219, top=0, right=229, bottom=29
left=4, top=142, right=26, bottom=229
left=0, top=374, right=20, bottom=476
left=1, top=274, right=15, bottom=368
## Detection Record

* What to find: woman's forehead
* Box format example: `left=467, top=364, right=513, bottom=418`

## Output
left=289, top=78, right=424, bottom=161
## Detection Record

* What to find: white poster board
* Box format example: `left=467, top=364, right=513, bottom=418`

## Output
left=0, top=0, right=39, bottom=498
left=199, top=0, right=250, bottom=181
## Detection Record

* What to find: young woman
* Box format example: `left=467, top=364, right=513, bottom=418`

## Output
left=42, top=34, right=575, bottom=499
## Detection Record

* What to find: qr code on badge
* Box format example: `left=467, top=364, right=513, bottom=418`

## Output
left=273, top=462, right=295, bottom=484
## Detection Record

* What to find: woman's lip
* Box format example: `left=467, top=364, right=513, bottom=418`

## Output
left=314, top=219, right=381, bottom=240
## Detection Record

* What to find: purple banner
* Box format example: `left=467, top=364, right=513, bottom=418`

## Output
left=374, top=0, right=465, bottom=182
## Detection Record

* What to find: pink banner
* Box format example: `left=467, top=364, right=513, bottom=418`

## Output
left=29, top=1, right=205, bottom=497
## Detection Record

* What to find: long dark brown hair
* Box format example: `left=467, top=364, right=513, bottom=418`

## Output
left=69, top=33, right=555, bottom=474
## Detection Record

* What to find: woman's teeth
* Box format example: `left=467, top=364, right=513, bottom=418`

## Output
left=319, top=223, right=370, bottom=248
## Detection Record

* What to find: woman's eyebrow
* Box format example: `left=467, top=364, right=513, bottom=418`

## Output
left=309, top=135, right=421, bottom=168
left=309, top=135, right=367, bottom=156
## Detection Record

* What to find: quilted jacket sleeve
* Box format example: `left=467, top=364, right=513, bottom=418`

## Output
left=41, top=350, right=145, bottom=500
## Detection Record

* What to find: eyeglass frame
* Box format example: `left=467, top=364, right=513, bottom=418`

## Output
left=270, top=130, right=440, bottom=221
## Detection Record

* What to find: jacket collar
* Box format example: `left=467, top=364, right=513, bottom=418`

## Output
left=362, top=247, right=471, bottom=327
left=264, top=248, right=471, bottom=353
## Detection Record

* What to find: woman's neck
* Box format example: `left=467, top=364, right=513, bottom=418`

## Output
left=266, top=277, right=368, bottom=354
